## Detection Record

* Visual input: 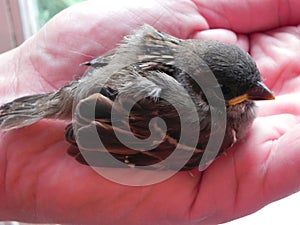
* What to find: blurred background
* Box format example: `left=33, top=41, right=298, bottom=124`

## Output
left=0, top=0, right=299, bottom=224
left=0, top=0, right=83, bottom=53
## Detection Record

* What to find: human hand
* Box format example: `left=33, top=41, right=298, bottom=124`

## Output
left=0, top=0, right=300, bottom=224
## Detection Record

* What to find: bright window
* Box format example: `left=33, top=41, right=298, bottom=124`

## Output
left=0, top=0, right=83, bottom=53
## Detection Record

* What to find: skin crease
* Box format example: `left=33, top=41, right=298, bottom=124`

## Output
left=0, top=0, right=300, bottom=224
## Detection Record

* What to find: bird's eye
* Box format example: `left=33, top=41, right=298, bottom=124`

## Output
left=221, top=86, right=232, bottom=96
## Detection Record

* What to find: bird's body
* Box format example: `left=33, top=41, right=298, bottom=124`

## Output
left=0, top=25, right=274, bottom=171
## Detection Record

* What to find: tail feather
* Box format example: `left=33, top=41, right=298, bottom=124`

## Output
left=0, top=93, right=57, bottom=130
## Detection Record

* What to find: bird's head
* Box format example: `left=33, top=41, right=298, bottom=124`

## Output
left=183, top=40, right=275, bottom=106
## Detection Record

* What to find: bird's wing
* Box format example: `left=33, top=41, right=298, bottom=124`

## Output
left=81, top=52, right=116, bottom=68
left=80, top=25, right=180, bottom=71
left=66, top=67, right=206, bottom=171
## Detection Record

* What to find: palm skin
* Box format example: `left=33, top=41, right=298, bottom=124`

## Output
left=0, top=0, right=300, bottom=224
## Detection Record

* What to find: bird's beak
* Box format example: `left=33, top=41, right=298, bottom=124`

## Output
left=228, top=81, right=275, bottom=106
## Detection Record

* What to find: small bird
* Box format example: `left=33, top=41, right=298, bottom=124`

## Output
left=0, top=25, right=274, bottom=171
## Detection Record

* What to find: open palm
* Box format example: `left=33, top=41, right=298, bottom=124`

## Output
left=0, top=0, right=300, bottom=224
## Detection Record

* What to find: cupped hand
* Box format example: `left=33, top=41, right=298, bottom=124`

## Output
left=0, top=0, right=300, bottom=224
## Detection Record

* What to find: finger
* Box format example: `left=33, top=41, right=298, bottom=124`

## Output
left=193, top=29, right=250, bottom=50
left=257, top=94, right=300, bottom=117
left=250, top=27, right=300, bottom=92
left=194, top=0, right=300, bottom=32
